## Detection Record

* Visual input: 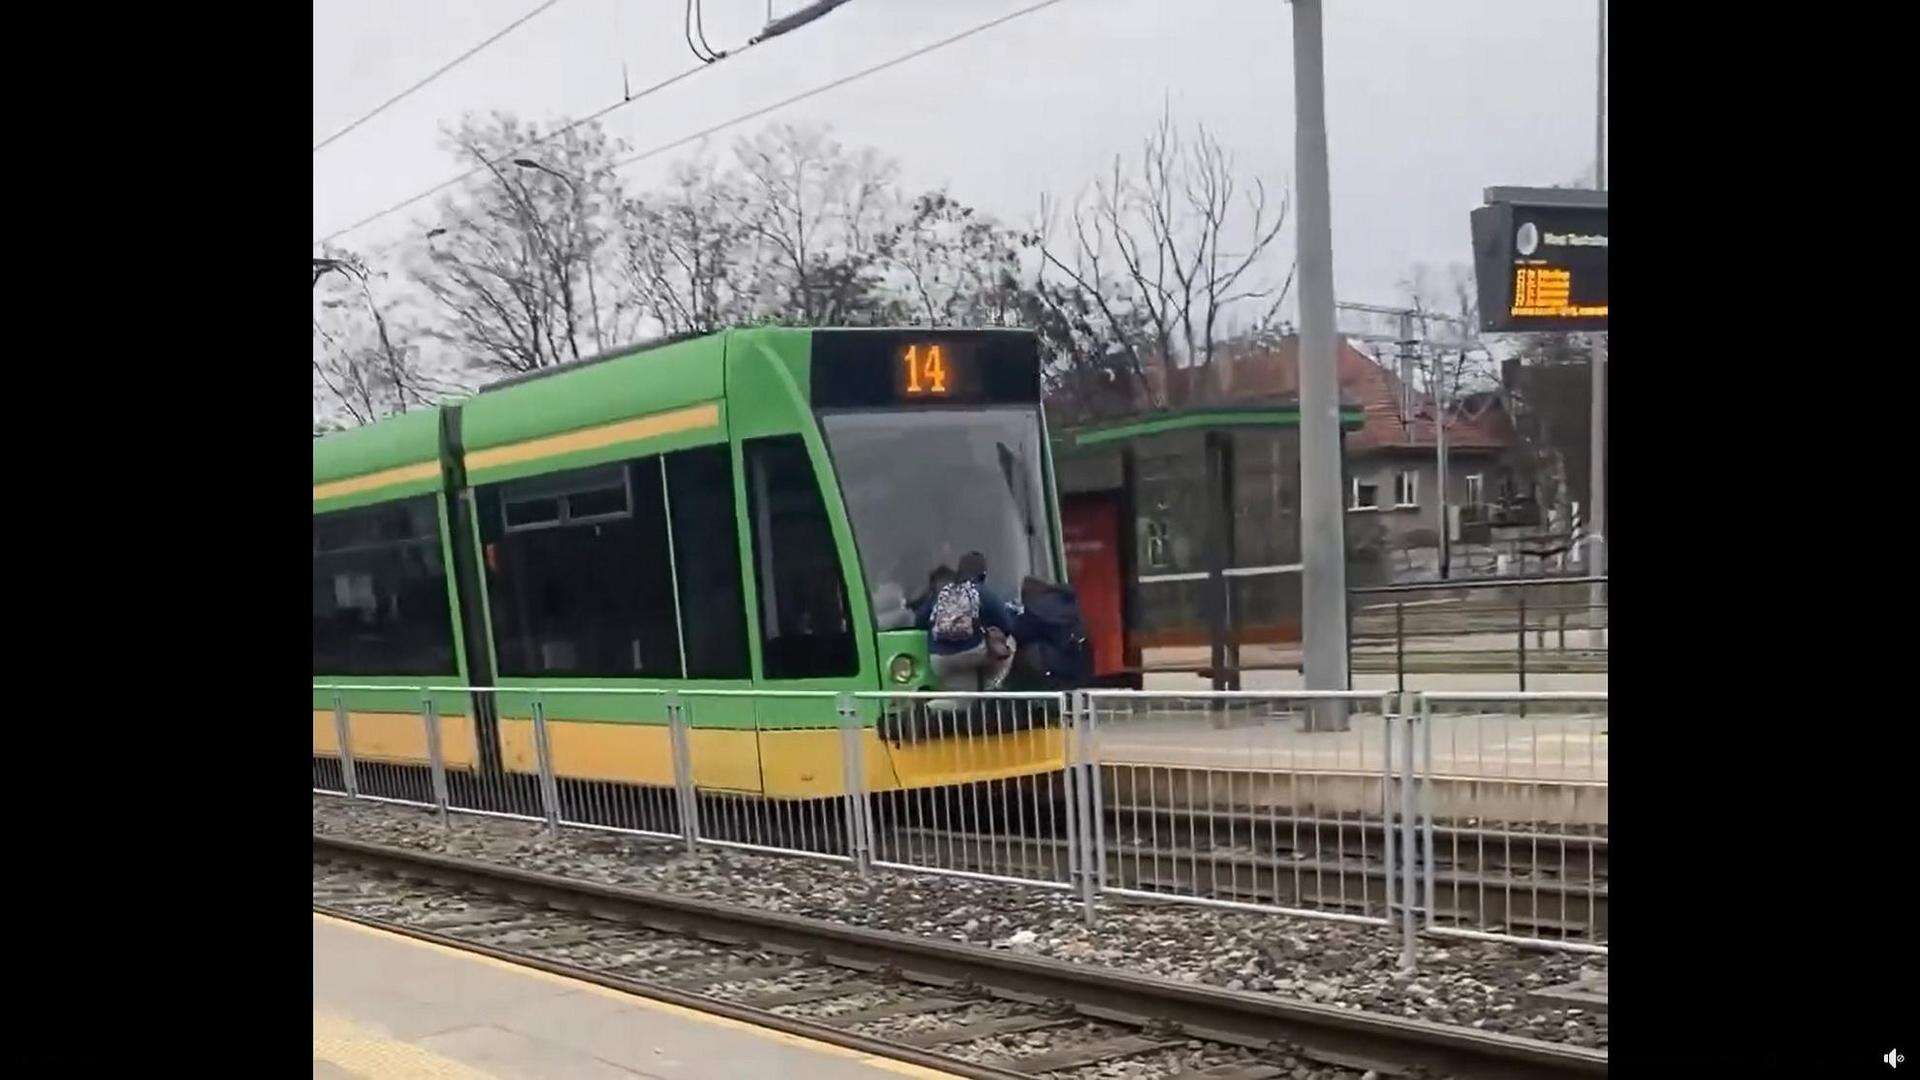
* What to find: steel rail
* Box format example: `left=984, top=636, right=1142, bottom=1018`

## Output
left=314, top=833, right=1607, bottom=1079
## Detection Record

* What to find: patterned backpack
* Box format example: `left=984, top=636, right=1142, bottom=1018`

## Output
left=929, top=580, right=982, bottom=644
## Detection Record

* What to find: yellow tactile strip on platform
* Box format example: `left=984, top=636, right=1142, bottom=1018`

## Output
left=315, top=914, right=959, bottom=1079
left=313, top=1009, right=498, bottom=1079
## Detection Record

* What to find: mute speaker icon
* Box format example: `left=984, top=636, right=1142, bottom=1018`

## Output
left=1889, top=1049, right=1906, bottom=1069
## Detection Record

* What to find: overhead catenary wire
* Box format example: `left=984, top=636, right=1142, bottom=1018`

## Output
left=314, top=0, right=1067, bottom=247
left=313, top=0, right=571, bottom=154
left=314, top=62, right=709, bottom=246
left=612, top=0, right=1069, bottom=172
left=315, top=2, right=852, bottom=246
left=691, top=0, right=725, bottom=62
left=686, top=0, right=721, bottom=63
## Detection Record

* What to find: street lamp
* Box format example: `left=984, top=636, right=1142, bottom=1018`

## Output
left=312, top=257, right=353, bottom=288
left=512, top=159, right=604, bottom=352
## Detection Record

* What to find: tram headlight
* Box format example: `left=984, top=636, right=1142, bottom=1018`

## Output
left=888, top=653, right=916, bottom=684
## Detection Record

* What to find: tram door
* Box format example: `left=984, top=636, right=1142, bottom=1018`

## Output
left=1061, top=493, right=1125, bottom=678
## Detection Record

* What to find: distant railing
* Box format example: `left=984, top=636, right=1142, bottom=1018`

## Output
left=1458, top=501, right=1544, bottom=528
left=1348, top=575, right=1607, bottom=692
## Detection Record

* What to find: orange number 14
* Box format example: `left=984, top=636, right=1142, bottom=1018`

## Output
left=903, top=345, right=948, bottom=394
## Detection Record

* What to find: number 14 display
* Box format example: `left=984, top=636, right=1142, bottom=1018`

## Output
left=901, top=344, right=948, bottom=395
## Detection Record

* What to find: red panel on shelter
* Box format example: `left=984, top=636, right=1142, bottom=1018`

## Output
left=1061, top=493, right=1124, bottom=677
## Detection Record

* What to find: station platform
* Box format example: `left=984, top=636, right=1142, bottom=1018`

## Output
left=1094, top=708, right=1607, bottom=825
left=313, top=913, right=955, bottom=1079
left=1136, top=644, right=1609, bottom=695
left=1096, top=710, right=1607, bottom=782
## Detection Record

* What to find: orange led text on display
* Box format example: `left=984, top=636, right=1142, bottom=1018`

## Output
left=901, top=344, right=950, bottom=395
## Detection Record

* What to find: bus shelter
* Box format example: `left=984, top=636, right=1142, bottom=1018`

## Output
left=1051, top=405, right=1369, bottom=690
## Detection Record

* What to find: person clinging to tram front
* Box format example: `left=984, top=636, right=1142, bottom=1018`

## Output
left=914, top=550, right=1017, bottom=692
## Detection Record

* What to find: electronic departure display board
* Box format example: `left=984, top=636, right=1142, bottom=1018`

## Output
left=810, top=329, right=1041, bottom=408
left=1470, top=189, right=1607, bottom=333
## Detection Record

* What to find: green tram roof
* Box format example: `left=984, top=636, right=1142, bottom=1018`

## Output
left=311, top=405, right=443, bottom=486
left=457, top=331, right=737, bottom=486
left=314, top=325, right=1053, bottom=498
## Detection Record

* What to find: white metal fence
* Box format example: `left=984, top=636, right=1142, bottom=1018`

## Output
left=861, top=691, right=1076, bottom=890
left=1415, top=691, right=1608, bottom=954
left=1083, top=690, right=1400, bottom=928
left=313, top=684, right=1607, bottom=967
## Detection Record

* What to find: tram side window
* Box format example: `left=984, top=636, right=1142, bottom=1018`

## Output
left=312, top=496, right=457, bottom=676
left=666, top=445, right=750, bottom=678
left=479, top=460, right=683, bottom=678
left=744, top=435, right=858, bottom=679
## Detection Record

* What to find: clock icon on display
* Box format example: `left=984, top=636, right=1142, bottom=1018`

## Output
left=1515, top=222, right=1539, bottom=257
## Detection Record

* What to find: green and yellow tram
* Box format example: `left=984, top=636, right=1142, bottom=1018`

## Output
left=313, top=327, right=1071, bottom=804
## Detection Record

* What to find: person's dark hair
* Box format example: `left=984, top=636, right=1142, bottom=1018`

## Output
left=957, top=551, right=987, bottom=581
left=928, top=565, right=955, bottom=590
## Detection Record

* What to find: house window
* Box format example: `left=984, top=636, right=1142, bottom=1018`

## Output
left=1394, top=471, right=1418, bottom=508
left=1350, top=479, right=1380, bottom=511
left=1465, top=473, right=1485, bottom=506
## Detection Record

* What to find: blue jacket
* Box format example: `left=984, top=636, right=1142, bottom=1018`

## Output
left=914, top=576, right=1016, bottom=655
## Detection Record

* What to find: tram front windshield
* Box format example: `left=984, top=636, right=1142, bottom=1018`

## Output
left=820, top=407, right=1054, bottom=630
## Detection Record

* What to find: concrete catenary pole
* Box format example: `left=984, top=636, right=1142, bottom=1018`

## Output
left=1435, top=347, right=1451, bottom=579
left=1588, top=0, right=1607, bottom=647
left=1290, top=0, right=1350, bottom=712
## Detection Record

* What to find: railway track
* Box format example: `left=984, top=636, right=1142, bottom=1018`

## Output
left=313, top=833, right=1606, bottom=1079
left=881, top=816, right=1607, bottom=941
left=313, top=763, right=1607, bottom=942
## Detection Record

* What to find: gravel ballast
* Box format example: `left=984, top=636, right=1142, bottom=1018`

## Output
left=313, top=795, right=1606, bottom=1049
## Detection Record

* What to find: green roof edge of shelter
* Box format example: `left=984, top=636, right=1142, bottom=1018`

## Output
left=1060, top=406, right=1366, bottom=449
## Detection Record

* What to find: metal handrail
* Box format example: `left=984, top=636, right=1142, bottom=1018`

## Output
left=312, top=683, right=1058, bottom=700
left=1085, top=688, right=1386, bottom=700
left=1350, top=574, right=1607, bottom=596
left=1422, top=690, right=1608, bottom=702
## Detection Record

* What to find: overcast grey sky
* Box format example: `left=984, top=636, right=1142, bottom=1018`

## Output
left=312, top=0, right=1601, bottom=314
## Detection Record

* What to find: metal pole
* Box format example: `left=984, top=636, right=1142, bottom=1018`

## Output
left=1397, top=313, right=1415, bottom=425
left=531, top=697, right=561, bottom=836
left=1380, top=703, right=1396, bottom=921
left=585, top=258, right=604, bottom=353
left=1436, top=365, right=1450, bottom=580
left=667, top=692, right=697, bottom=852
left=837, top=693, right=870, bottom=876
left=423, top=693, right=449, bottom=825
left=1086, top=692, right=1108, bottom=895
left=331, top=692, right=358, bottom=798
left=1398, top=693, right=1418, bottom=972
left=1586, top=334, right=1606, bottom=649
left=1596, top=0, right=1607, bottom=191
left=1073, top=691, right=1098, bottom=926
left=566, top=174, right=605, bottom=353
left=519, top=161, right=605, bottom=352
left=1588, top=0, right=1608, bottom=650
left=1516, top=591, right=1528, bottom=694
left=1394, top=601, right=1405, bottom=695
left=1291, top=0, right=1350, bottom=727
left=1419, top=692, right=1436, bottom=930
